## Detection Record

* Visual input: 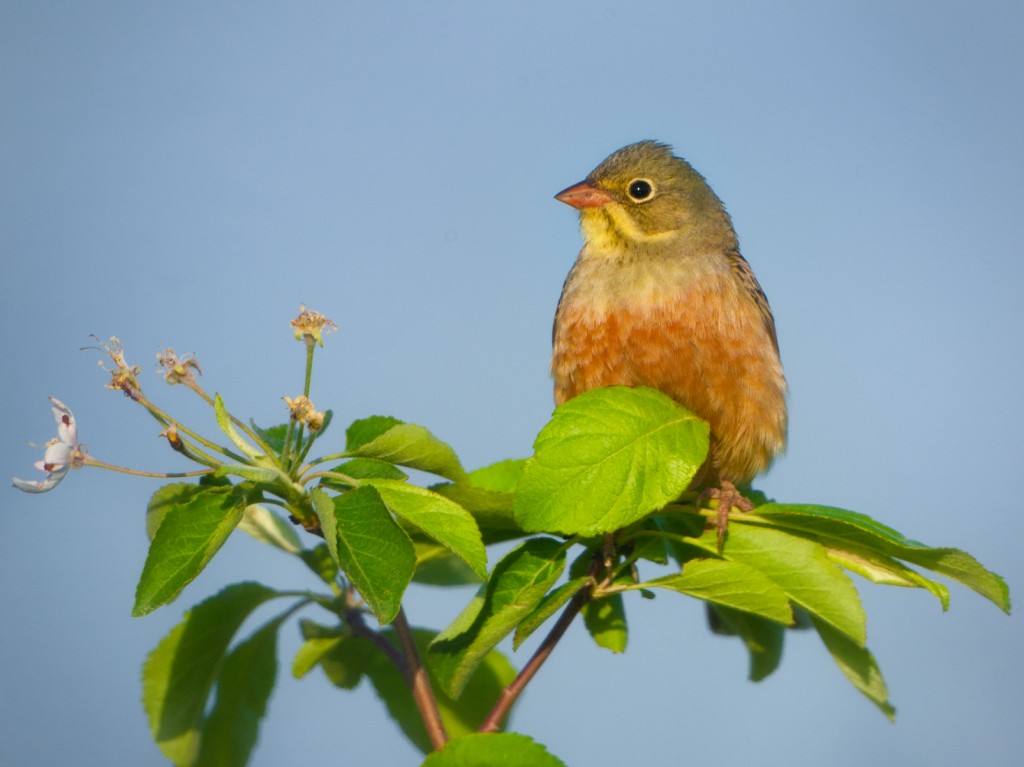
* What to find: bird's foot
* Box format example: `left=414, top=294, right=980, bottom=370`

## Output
left=699, top=480, right=754, bottom=551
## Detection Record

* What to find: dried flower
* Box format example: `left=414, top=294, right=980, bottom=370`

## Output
left=93, top=337, right=144, bottom=400
left=290, top=306, right=337, bottom=347
left=157, top=348, right=202, bottom=386
left=284, top=395, right=326, bottom=431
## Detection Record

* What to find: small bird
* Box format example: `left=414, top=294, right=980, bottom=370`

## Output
left=551, top=141, right=787, bottom=542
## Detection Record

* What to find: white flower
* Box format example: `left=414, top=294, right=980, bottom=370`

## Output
left=13, top=397, right=90, bottom=493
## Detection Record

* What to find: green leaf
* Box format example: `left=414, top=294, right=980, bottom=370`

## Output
left=650, top=512, right=706, bottom=566
left=467, top=459, right=524, bottom=492
left=294, top=632, right=375, bottom=689
left=214, top=393, right=263, bottom=460
left=346, top=415, right=404, bottom=450
left=688, top=520, right=867, bottom=645
left=514, top=386, right=709, bottom=535
left=430, top=483, right=512, bottom=515
left=292, top=636, right=343, bottom=680
left=346, top=417, right=467, bottom=481
left=318, top=457, right=409, bottom=494
left=429, top=459, right=527, bottom=543
left=826, top=548, right=950, bottom=609
left=364, top=479, right=487, bottom=578
left=430, top=482, right=523, bottom=543
left=630, top=532, right=670, bottom=565
left=327, top=457, right=409, bottom=484
left=213, top=463, right=282, bottom=483
left=146, top=483, right=207, bottom=541
left=582, top=592, right=628, bottom=652
left=413, top=541, right=483, bottom=586
left=707, top=603, right=786, bottom=681
left=430, top=538, right=567, bottom=697
left=298, top=617, right=344, bottom=640
left=902, top=547, right=1010, bottom=613
left=134, top=486, right=249, bottom=616
left=312, top=486, right=415, bottom=625
left=638, top=559, right=794, bottom=626
left=421, top=733, right=567, bottom=767
left=236, top=504, right=302, bottom=554
left=810, top=614, right=896, bottom=719
left=248, top=422, right=290, bottom=455
left=514, top=578, right=591, bottom=650
left=298, top=543, right=340, bottom=585
left=195, top=611, right=287, bottom=767
left=142, top=582, right=281, bottom=765
left=750, top=504, right=1010, bottom=613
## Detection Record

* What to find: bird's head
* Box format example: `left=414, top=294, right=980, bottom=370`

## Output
left=556, top=140, right=735, bottom=254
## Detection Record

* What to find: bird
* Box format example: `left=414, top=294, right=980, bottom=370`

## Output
left=551, top=140, right=787, bottom=544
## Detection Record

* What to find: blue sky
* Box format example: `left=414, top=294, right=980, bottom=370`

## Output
left=2, top=2, right=1021, bottom=765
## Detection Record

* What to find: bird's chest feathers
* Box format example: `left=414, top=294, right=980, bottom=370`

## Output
left=552, top=254, right=765, bottom=400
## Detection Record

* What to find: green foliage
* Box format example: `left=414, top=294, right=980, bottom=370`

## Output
left=420, top=733, right=567, bottom=767
left=195, top=612, right=287, bottom=766
left=346, top=416, right=468, bottom=482
left=236, top=504, right=302, bottom=554
left=637, top=559, right=794, bottom=625
left=54, top=324, right=1006, bottom=767
left=295, top=623, right=517, bottom=753
left=513, top=578, right=591, bottom=649
left=706, top=604, right=786, bottom=681
left=214, top=394, right=266, bottom=461
left=681, top=521, right=867, bottom=643
left=134, top=485, right=250, bottom=616
left=365, top=479, right=487, bottom=578
left=430, top=538, right=567, bottom=697
left=750, top=504, right=1009, bottom=611
left=514, top=386, right=708, bottom=534
left=463, top=458, right=523, bottom=492
left=581, top=591, right=628, bottom=652
left=141, top=582, right=285, bottom=764
left=323, top=457, right=409, bottom=487
left=811, top=614, right=895, bottom=719
left=313, top=485, right=416, bottom=625
left=146, top=482, right=208, bottom=540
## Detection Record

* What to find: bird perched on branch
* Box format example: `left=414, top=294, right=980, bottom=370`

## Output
left=551, top=140, right=787, bottom=543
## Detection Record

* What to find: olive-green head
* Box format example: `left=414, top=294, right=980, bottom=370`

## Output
left=556, top=140, right=735, bottom=249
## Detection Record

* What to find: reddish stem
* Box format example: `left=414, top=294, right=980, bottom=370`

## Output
left=479, top=578, right=595, bottom=733
left=393, top=608, right=448, bottom=750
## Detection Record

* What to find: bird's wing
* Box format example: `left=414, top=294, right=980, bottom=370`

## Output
left=726, top=248, right=780, bottom=355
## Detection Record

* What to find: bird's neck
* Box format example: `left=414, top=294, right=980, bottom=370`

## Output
left=579, top=207, right=738, bottom=263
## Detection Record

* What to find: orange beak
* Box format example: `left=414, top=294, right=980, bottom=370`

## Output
left=555, top=180, right=614, bottom=209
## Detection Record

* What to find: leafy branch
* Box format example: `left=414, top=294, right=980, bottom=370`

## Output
left=11, top=310, right=1010, bottom=766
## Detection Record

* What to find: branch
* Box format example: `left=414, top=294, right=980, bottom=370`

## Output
left=344, top=604, right=447, bottom=749
left=479, top=569, right=597, bottom=733
left=344, top=605, right=406, bottom=672
left=393, top=608, right=448, bottom=750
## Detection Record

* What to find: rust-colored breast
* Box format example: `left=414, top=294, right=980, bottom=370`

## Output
left=551, top=269, right=787, bottom=484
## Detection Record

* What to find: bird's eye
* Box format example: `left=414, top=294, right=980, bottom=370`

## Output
left=627, top=178, right=654, bottom=201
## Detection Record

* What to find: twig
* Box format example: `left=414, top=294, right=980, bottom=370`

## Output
left=344, top=602, right=447, bottom=749
left=393, top=608, right=449, bottom=750
left=344, top=606, right=406, bottom=672
left=479, top=573, right=597, bottom=733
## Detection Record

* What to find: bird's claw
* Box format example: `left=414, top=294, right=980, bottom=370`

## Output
left=699, top=480, right=754, bottom=551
